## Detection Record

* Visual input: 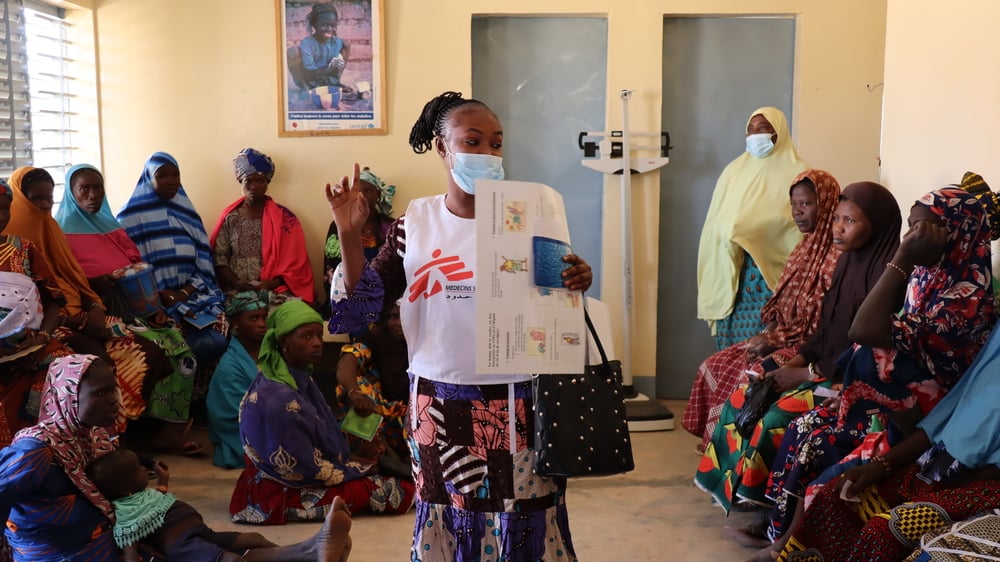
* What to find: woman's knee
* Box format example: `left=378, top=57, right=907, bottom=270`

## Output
left=185, top=328, right=227, bottom=364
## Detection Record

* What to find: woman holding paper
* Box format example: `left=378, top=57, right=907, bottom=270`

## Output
left=229, top=300, right=414, bottom=524
left=335, top=301, right=409, bottom=462
left=327, top=91, right=593, bottom=561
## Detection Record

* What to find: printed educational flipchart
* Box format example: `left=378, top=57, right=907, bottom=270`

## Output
left=475, top=180, right=586, bottom=374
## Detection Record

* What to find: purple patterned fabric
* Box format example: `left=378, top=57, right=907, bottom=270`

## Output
left=239, top=366, right=370, bottom=487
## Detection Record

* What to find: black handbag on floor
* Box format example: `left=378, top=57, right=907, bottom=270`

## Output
left=532, top=310, right=635, bottom=478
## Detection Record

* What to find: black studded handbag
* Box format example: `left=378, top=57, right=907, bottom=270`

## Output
left=532, top=309, right=635, bottom=478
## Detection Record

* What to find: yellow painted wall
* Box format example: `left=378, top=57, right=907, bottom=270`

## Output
left=880, top=0, right=1000, bottom=233
left=92, top=0, right=886, bottom=384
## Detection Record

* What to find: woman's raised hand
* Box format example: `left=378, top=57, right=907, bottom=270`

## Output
left=325, top=162, right=370, bottom=235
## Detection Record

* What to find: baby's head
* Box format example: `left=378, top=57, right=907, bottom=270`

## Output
left=86, top=449, right=149, bottom=501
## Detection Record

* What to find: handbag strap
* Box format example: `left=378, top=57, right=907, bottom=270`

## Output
left=584, top=307, right=611, bottom=368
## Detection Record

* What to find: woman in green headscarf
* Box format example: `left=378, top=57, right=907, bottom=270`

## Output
left=230, top=300, right=414, bottom=524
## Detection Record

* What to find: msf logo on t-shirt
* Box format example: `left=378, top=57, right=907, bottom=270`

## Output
left=409, top=249, right=475, bottom=302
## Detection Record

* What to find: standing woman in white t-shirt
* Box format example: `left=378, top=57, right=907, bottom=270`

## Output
left=327, top=91, right=593, bottom=561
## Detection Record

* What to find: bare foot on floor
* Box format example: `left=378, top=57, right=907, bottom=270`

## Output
left=724, top=524, right=771, bottom=548
left=317, top=497, right=352, bottom=562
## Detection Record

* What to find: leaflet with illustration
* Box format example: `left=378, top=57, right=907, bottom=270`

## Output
left=475, top=180, right=586, bottom=374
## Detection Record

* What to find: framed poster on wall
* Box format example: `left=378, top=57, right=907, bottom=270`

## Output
left=276, top=0, right=386, bottom=136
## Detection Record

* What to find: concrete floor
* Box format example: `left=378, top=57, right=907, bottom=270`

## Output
left=166, top=400, right=755, bottom=561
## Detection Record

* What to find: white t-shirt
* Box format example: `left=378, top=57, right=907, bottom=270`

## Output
left=401, top=195, right=527, bottom=384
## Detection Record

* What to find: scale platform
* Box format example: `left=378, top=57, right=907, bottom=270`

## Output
left=624, top=390, right=675, bottom=432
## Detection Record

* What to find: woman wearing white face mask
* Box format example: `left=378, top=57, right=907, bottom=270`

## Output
left=696, top=107, right=809, bottom=352
left=326, top=91, right=593, bottom=561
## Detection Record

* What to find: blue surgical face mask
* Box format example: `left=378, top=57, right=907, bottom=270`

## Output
left=448, top=152, right=504, bottom=195
left=746, top=133, right=776, bottom=158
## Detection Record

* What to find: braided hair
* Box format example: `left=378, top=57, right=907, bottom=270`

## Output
left=408, top=91, right=492, bottom=154
left=307, top=3, right=338, bottom=28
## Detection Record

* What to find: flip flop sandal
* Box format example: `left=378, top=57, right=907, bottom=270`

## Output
left=886, top=502, right=951, bottom=550
left=177, top=441, right=207, bottom=457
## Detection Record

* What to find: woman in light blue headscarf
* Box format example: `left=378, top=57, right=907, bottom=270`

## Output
left=57, top=164, right=146, bottom=316
left=56, top=163, right=202, bottom=455
left=117, top=152, right=227, bottom=365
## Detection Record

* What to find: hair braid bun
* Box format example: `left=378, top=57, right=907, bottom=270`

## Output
left=409, top=91, right=479, bottom=154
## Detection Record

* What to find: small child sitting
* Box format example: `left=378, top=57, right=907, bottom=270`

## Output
left=86, top=449, right=352, bottom=562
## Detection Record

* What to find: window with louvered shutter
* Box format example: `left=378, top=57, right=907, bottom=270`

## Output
left=1, top=0, right=98, bottom=212
left=0, top=0, right=32, bottom=180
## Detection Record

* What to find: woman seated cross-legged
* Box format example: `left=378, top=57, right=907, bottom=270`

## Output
left=335, top=300, right=409, bottom=468
left=229, top=300, right=415, bottom=525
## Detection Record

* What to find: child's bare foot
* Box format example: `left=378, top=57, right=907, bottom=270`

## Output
left=316, top=497, right=352, bottom=562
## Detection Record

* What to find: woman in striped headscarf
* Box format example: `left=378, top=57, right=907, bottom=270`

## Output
left=117, top=152, right=228, bottom=367
left=210, top=148, right=315, bottom=305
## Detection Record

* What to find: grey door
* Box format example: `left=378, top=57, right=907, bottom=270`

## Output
left=657, top=16, right=795, bottom=398
left=472, top=16, right=608, bottom=297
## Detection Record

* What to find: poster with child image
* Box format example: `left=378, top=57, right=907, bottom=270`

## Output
left=277, top=0, right=386, bottom=135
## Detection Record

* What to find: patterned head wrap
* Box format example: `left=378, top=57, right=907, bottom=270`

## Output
left=758, top=169, right=842, bottom=346
left=957, top=172, right=1000, bottom=240
left=359, top=167, right=395, bottom=217
left=233, top=148, right=276, bottom=183
left=13, top=355, right=117, bottom=521
left=0, top=178, right=11, bottom=200
left=257, top=299, right=323, bottom=390
left=894, top=187, right=997, bottom=384
left=225, top=290, right=268, bottom=319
